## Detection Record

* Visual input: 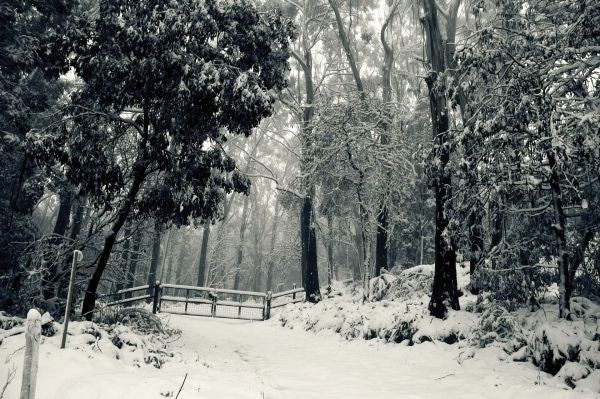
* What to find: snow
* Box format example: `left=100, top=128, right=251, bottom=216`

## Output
left=1, top=313, right=597, bottom=398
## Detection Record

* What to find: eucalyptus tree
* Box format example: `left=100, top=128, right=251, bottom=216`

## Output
left=419, top=0, right=462, bottom=318
left=33, top=0, right=294, bottom=319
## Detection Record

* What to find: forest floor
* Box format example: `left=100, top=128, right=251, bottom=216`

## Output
left=1, top=311, right=597, bottom=399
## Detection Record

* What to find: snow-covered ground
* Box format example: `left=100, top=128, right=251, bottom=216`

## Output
left=1, top=312, right=598, bottom=399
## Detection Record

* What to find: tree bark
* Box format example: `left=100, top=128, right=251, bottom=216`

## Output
left=146, top=220, right=162, bottom=298
left=374, top=1, right=399, bottom=278
left=233, top=195, right=250, bottom=290
left=43, top=186, right=74, bottom=299
left=266, top=199, right=280, bottom=292
left=114, top=224, right=131, bottom=292
left=125, top=227, right=143, bottom=298
left=422, top=0, right=460, bottom=318
left=197, top=224, right=210, bottom=287
left=548, top=150, right=571, bottom=319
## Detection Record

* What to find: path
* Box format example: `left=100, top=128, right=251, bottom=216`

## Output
left=160, top=315, right=591, bottom=399
left=1, top=313, right=595, bottom=399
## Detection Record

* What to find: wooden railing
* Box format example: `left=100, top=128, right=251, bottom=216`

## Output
left=103, top=282, right=305, bottom=320
left=271, top=284, right=305, bottom=309
left=105, top=283, right=160, bottom=313
left=160, top=284, right=269, bottom=320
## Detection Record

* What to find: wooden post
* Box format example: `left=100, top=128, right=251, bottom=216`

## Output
left=238, top=293, right=242, bottom=318
left=292, top=283, right=297, bottom=300
left=184, top=289, right=189, bottom=314
left=210, top=288, right=217, bottom=317
left=264, top=291, right=272, bottom=320
left=152, top=280, right=160, bottom=314
left=20, top=309, right=41, bottom=399
left=61, top=250, right=83, bottom=349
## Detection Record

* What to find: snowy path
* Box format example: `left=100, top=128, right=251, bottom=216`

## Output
left=160, top=314, right=593, bottom=399
left=1, top=313, right=597, bottom=399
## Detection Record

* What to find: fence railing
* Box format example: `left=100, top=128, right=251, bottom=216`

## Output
left=103, top=282, right=304, bottom=320
left=271, top=284, right=305, bottom=310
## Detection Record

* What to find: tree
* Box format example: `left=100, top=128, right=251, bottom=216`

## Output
left=420, top=0, right=461, bottom=318
left=34, top=0, right=295, bottom=319
left=0, top=0, right=74, bottom=305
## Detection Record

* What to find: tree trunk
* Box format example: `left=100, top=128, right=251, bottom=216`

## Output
left=81, top=151, right=147, bottom=320
left=125, top=227, right=143, bottom=298
left=233, top=195, right=250, bottom=290
left=548, top=150, right=571, bottom=319
left=326, top=213, right=335, bottom=288
left=197, top=224, right=210, bottom=287
left=43, top=186, right=74, bottom=299
left=115, top=224, right=132, bottom=292
left=266, top=199, right=280, bottom=292
left=146, top=220, right=162, bottom=298
left=56, top=193, right=87, bottom=299
left=374, top=0, right=399, bottom=278
left=422, top=0, right=460, bottom=318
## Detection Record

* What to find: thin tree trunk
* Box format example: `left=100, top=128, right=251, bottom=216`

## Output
left=197, top=224, right=210, bottom=287
left=548, top=150, right=571, bottom=319
left=115, top=224, right=132, bottom=292
left=43, top=186, right=74, bottom=299
left=125, top=227, right=143, bottom=299
left=146, top=220, right=162, bottom=298
left=266, top=199, right=280, bottom=292
left=81, top=138, right=148, bottom=320
left=233, top=195, right=250, bottom=290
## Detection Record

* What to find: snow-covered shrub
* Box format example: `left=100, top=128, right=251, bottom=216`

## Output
left=471, top=266, right=553, bottom=311
left=0, top=311, right=22, bottom=330
left=96, top=307, right=165, bottom=335
left=530, top=322, right=583, bottom=375
left=386, top=265, right=434, bottom=299
left=469, top=304, right=526, bottom=352
left=554, top=361, right=591, bottom=388
left=369, top=273, right=398, bottom=302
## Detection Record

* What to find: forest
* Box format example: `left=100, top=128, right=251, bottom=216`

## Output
left=2, top=0, right=599, bottom=321
left=1, top=0, right=600, bottom=397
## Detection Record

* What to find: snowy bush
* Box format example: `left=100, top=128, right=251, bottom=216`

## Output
left=470, top=266, right=553, bottom=311
left=468, top=304, right=526, bottom=352
left=96, top=307, right=166, bottom=335
left=530, top=322, right=584, bottom=375
left=0, top=311, right=22, bottom=330
left=368, top=273, right=398, bottom=301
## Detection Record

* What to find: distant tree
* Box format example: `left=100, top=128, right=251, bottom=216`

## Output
left=33, top=0, right=294, bottom=319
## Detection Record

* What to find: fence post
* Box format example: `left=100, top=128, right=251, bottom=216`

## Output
left=61, top=250, right=83, bottom=349
left=152, top=280, right=160, bottom=314
left=292, top=283, right=297, bottom=301
left=238, top=293, right=242, bottom=318
left=264, top=291, right=272, bottom=320
left=20, top=309, right=41, bottom=399
left=210, top=288, right=217, bottom=317
left=184, top=289, right=189, bottom=314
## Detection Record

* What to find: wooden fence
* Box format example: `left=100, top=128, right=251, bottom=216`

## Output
left=104, top=282, right=305, bottom=321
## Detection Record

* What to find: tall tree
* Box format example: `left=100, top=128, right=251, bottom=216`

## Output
left=421, top=0, right=461, bottom=318
left=36, top=0, right=294, bottom=319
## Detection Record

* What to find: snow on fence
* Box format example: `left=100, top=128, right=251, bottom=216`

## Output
left=103, top=283, right=305, bottom=321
